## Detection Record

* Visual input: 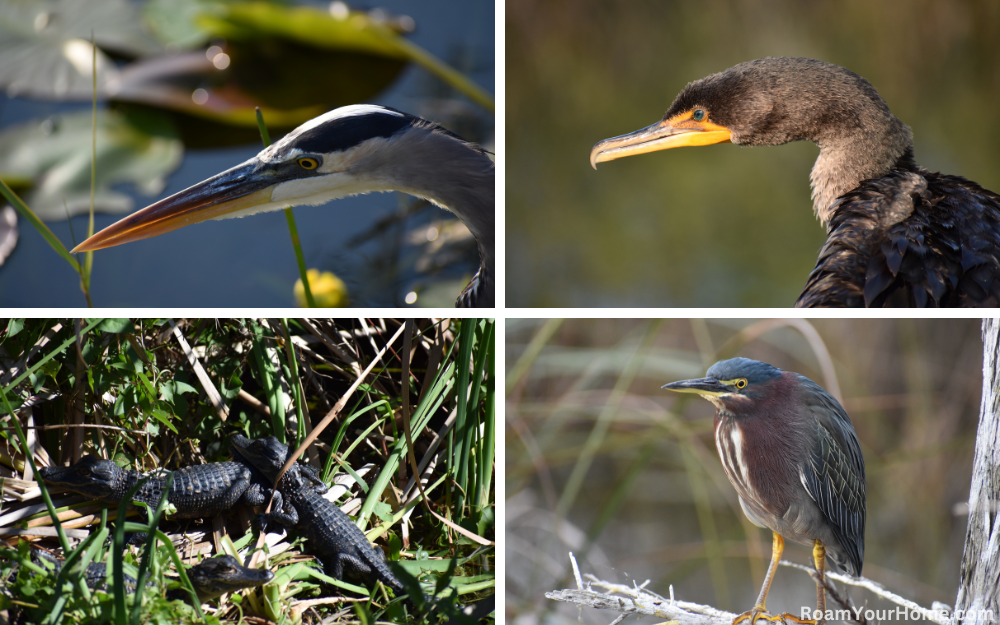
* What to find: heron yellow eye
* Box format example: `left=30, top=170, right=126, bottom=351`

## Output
left=735, top=379, right=747, bottom=389
left=298, top=157, right=319, bottom=170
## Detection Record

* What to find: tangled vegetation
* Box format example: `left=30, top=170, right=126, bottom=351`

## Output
left=0, top=318, right=495, bottom=625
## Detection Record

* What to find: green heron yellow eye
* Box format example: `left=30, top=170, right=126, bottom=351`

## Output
left=663, top=357, right=865, bottom=625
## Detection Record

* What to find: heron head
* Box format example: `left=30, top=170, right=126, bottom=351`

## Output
left=71, top=105, right=418, bottom=252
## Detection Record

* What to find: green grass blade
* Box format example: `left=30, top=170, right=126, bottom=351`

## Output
left=0, top=179, right=80, bottom=273
left=255, top=108, right=315, bottom=307
left=476, top=320, right=495, bottom=509
left=129, top=472, right=174, bottom=625
left=376, top=22, right=494, bottom=113
left=452, top=318, right=476, bottom=519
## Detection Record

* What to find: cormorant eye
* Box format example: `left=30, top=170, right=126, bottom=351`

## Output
left=735, top=379, right=747, bottom=389
left=297, top=157, right=319, bottom=170
left=692, top=109, right=706, bottom=121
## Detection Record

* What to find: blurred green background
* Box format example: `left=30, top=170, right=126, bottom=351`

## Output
left=506, top=0, right=1000, bottom=307
left=506, top=318, right=983, bottom=624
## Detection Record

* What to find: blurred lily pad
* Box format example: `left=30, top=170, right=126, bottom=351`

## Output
left=0, top=206, right=17, bottom=267
left=194, top=1, right=493, bottom=112
left=195, top=2, right=411, bottom=57
left=0, top=109, right=182, bottom=220
left=0, top=0, right=161, bottom=99
left=195, top=2, right=411, bottom=112
left=141, top=0, right=218, bottom=50
left=108, top=51, right=327, bottom=145
left=131, top=1, right=414, bottom=140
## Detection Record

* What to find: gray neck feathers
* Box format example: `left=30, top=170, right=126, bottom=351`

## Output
left=808, top=113, right=912, bottom=225
left=372, top=123, right=495, bottom=305
left=719, top=58, right=913, bottom=225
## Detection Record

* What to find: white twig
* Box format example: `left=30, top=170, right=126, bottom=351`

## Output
left=547, top=555, right=737, bottom=625
left=170, top=320, right=228, bottom=421
left=778, top=560, right=950, bottom=625
left=548, top=554, right=953, bottom=625
left=571, top=551, right=584, bottom=589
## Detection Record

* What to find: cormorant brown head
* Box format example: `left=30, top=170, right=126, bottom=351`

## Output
left=590, top=57, right=914, bottom=224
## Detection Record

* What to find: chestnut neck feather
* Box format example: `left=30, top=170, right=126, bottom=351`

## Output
left=715, top=372, right=809, bottom=516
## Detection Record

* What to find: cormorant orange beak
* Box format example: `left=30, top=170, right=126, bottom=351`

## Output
left=71, top=159, right=278, bottom=253
left=590, top=110, right=732, bottom=169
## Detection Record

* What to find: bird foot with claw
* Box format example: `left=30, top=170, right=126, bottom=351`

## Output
left=732, top=609, right=817, bottom=625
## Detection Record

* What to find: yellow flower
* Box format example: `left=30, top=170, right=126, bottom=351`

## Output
left=294, top=269, right=348, bottom=307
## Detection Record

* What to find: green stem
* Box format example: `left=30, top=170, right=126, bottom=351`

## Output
left=82, top=30, right=96, bottom=307
left=0, top=179, right=80, bottom=273
left=284, top=208, right=316, bottom=307
left=255, top=107, right=316, bottom=307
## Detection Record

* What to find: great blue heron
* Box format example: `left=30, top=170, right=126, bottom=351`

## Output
left=72, top=105, right=495, bottom=308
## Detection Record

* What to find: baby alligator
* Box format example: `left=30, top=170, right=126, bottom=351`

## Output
left=38, top=456, right=274, bottom=520
left=231, top=435, right=406, bottom=595
left=9, top=552, right=273, bottom=604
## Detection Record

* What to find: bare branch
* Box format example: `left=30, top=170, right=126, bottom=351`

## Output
left=549, top=554, right=955, bottom=625
left=953, top=319, right=1000, bottom=625
left=779, top=560, right=949, bottom=625
left=546, top=553, right=736, bottom=625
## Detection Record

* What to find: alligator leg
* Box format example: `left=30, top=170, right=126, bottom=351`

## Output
left=323, top=555, right=344, bottom=580
left=298, top=465, right=330, bottom=494
left=326, top=553, right=404, bottom=595
left=241, top=481, right=274, bottom=507
left=252, top=493, right=299, bottom=533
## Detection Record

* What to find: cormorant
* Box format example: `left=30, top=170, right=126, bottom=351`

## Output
left=72, top=105, right=494, bottom=308
left=590, top=57, right=1000, bottom=307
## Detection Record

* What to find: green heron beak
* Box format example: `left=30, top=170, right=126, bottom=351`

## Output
left=661, top=377, right=731, bottom=396
left=664, top=357, right=865, bottom=625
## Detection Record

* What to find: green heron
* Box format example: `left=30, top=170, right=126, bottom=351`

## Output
left=662, top=357, right=865, bottom=624
left=591, top=57, right=1000, bottom=307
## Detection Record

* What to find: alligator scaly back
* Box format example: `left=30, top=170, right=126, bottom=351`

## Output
left=231, top=435, right=406, bottom=595
left=38, top=456, right=275, bottom=519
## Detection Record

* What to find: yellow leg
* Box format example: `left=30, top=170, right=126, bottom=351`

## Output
left=812, top=540, right=827, bottom=624
left=731, top=533, right=817, bottom=625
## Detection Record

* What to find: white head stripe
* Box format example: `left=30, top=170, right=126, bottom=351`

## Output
left=295, top=105, right=404, bottom=135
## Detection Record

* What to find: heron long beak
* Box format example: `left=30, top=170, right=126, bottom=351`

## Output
left=590, top=112, right=732, bottom=169
left=661, top=377, right=728, bottom=397
left=71, top=159, right=278, bottom=253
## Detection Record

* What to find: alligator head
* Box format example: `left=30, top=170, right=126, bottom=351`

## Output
left=231, top=435, right=290, bottom=484
left=184, top=554, right=274, bottom=602
left=37, top=456, right=129, bottom=502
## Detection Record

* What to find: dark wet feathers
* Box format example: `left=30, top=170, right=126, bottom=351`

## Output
left=796, top=165, right=1000, bottom=307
